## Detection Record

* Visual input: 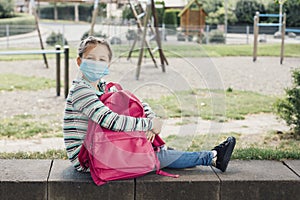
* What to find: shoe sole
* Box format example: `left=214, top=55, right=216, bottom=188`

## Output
left=219, top=137, right=236, bottom=172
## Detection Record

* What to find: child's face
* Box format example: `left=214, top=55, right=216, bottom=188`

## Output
left=77, top=43, right=110, bottom=67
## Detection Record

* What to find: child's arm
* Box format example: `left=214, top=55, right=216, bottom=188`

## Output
left=71, top=85, right=152, bottom=132
left=141, top=101, right=156, bottom=119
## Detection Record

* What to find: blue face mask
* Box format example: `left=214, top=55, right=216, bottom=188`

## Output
left=79, top=59, right=109, bottom=82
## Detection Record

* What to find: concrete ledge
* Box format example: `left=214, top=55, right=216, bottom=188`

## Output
left=1, top=159, right=300, bottom=200
left=215, top=160, right=300, bottom=200
left=283, top=160, right=300, bottom=177
left=0, top=159, right=51, bottom=200
left=48, top=160, right=134, bottom=200
left=136, top=167, right=219, bottom=200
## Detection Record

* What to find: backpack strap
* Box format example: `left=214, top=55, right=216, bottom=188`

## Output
left=156, top=169, right=179, bottom=178
left=103, top=82, right=179, bottom=179
left=105, top=82, right=123, bottom=93
left=154, top=148, right=179, bottom=178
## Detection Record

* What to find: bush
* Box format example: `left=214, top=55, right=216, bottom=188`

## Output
left=0, top=0, right=14, bottom=18
left=276, top=69, right=300, bottom=136
left=46, top=32, right=68, bottom=46
left=126, top=29, right=139, bottom=41
left=210, top=30, right=225, bottom=43
left=0, top=13, right=35, bottom=37
left=203, top=30, right=225, bottom=43
left=155, top=1, right=165, bottom=27
left=81, top=30, right=107, bottom=41
left=163, top=10, right=178, bottom=32
left=38, top=3, right=106, bottom=22
left=0, top=13, right=35, bottom=25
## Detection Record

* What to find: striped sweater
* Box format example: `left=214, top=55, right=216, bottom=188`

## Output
left=63, top=78, right=155, bottom=171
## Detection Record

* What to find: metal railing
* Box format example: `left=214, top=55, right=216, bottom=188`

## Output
left=0, top=45, right=70, bottom=98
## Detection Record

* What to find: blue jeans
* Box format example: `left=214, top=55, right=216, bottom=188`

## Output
left=156, top=147, right=213, bottom=169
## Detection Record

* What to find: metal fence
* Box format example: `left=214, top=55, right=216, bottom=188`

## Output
left=0, top=25, right=36, bottom=37
left=0, top=23, right=299, bottom=49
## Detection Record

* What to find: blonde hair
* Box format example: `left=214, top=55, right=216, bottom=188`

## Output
left=78, top=36, right=112, bottom=61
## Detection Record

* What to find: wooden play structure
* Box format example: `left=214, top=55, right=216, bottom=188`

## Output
left=253, top=12, right=286, bottom=64
left=29, top=0, right=49, bottom=68
left=128, top=0, right=168, bottom=80
left=178, top=0, right=207, bottom=38
left=29, top=0, right=168, bottom=79
left=28, top=0, right=98, bottom=68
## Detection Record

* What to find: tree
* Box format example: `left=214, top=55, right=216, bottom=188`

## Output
left=202, top=0, right=223, bottom=13
left=267, top=0, right=300, bottom=27
left=0, top=0, right=14, bottom=18
left=201, top=0, right=237, bottom=25
left=284, top=0, right=300, bottom=27
left=206, top=6, right=237, bottom=25
left=122, top=5, right=134, bottom=20
left=234, top=0, right=266, bottom=25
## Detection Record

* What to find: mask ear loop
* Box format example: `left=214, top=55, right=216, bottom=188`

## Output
left=76, top=68, right=84, bottom=80
left=76, top=59, right=92, bottom=82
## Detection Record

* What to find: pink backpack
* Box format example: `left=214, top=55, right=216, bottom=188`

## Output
left=78, top=82, right=178, bottom=185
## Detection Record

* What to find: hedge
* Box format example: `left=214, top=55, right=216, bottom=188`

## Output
left=0, top=13, right=35, bottom=37
left=38, top=4, right=105, bottom=22
left=163, top=9, right=180, bottom=33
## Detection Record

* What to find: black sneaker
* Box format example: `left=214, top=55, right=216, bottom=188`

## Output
left=212, top=136, right=236, bottom=172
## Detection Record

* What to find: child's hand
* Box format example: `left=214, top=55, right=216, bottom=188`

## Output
left=146, top=131, right=156, bottom=143
left=151, top=117, right=163, bottom=134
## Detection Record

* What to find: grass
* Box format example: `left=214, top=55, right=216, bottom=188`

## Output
left=202, top=43, right=300, bottom=57
left=0, top=88, right=277, bottom=140
left=145, top=89, right=277, bottom=121
left=232, top=148, right=300, bottom=160
left=1, top=141, right=299, bottom=161
left=0, top=149, right=68, bottom=159
left=0, top=114, right=62, bottom=139
left=0, top=114, right=298, bottom=160
left=163, top=132, right=300, bottom=160
left=0, top=43, right=299, bottom=61
left=115, top=43, right=300, bottom=58
left=0, top=74, right=57, bottom=91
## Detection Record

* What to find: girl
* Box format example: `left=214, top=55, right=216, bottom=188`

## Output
left=63, top=36, right=235, bottom=173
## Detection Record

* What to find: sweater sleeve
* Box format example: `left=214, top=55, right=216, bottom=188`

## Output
left=141, top=101, right=156, bottom=119
left=71, top=84, right=152, bottom=132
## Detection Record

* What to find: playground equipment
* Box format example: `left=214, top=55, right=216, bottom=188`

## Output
left=0, top=46, right=70, bottom=98
left=30, top=0, right=49, bottom=68
left=285, top=28, right=300, bottom=34
left=128, top=0, right=168, bottom=80
left=253, top=12, right=286, bottom=64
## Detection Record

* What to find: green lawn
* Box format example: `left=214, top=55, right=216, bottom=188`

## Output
left=0, top=88, right=277, bottom=139
left=115, top=43, right=300, bottom=58
left=163, top=132, right=300, bottom=160
left=0, top=43, right=299, bottom=61
left=0, top=74, right=57, bottom=91
left=145, top=89, right=278, bottom=121
left=0, top=114, right=62, bottom=139
left=202, top=43, right=300, bottom=57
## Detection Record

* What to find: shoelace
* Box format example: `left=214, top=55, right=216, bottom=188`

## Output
left=214, top=140, right=229, bottom=150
